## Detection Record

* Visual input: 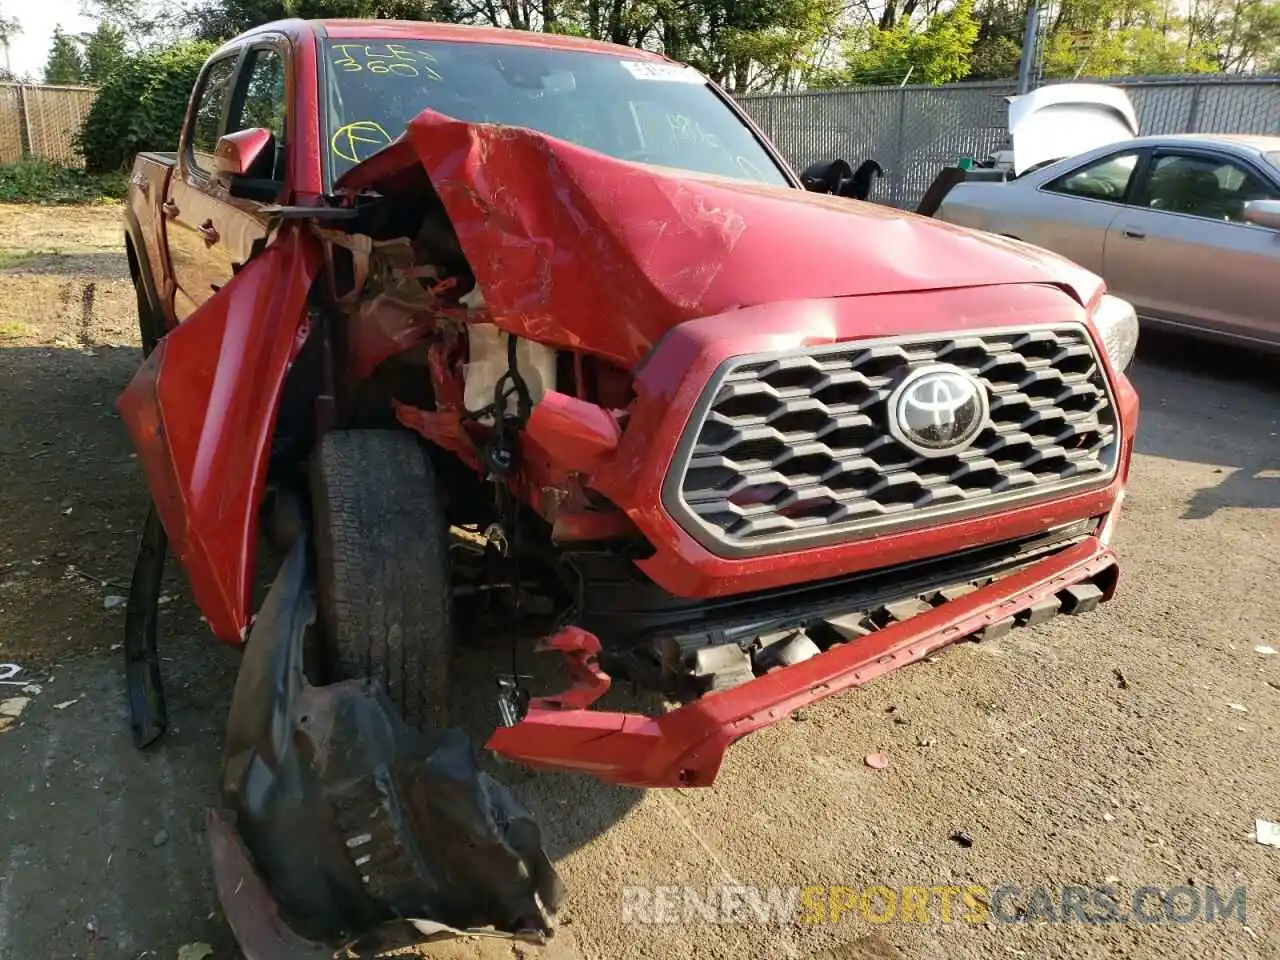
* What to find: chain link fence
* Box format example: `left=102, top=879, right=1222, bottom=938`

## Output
left=737, top=76, right=1280, bottom=211
left=0, top=83, right=98, bottom=167
left=2, top=74, right=1277, bottom=193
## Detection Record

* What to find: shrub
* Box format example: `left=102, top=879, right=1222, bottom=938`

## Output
left=0, top=159, right=128, bottom=204
left=78, top=41, right=217, bottom=173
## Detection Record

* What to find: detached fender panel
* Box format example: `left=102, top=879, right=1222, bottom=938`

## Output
left=117, top=226, right=322, bottom=643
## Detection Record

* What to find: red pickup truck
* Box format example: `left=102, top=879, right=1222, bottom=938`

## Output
left=117, top=16, right=1139, bottom=952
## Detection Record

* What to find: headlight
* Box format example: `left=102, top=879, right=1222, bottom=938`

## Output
left=1090, top=294, right=1139, bottom=373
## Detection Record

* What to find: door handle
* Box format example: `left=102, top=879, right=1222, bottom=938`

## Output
left=197, top=220, right=220, bottom=244
left=161, top=199, right=179, bottom=218
left=1122, top=227, right=1146, bottom=239
left=130, top=173, right=149, bottom=195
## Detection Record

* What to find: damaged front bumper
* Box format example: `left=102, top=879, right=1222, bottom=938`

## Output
left=487, top=532, right=1118, bottom=788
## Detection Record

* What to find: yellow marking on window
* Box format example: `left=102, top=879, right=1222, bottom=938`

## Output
left=330, top=44, right=366, bottom=73
left=330, top=44, right=443, bottom=81
left=331, top=120, right=393, bottom=164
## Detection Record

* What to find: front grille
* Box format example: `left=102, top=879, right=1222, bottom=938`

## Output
left=666, top=326, right=1120, bottom=557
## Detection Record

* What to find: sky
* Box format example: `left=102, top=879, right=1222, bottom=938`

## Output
left=1, top=0, right=97, bottom=81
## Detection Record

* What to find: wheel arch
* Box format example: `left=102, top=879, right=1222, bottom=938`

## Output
left=122, top=206, right=167, bottom=341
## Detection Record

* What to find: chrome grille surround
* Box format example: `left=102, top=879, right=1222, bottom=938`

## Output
left=663, top=325, right=1121, bottom=558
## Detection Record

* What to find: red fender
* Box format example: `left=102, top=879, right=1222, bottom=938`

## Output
left=117, top=227, right=322, bottom=643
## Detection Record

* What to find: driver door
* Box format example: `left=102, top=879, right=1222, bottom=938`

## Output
left=165, top=43, right=288, bottom=319
left=1019, top=149, right=1145, bottom=276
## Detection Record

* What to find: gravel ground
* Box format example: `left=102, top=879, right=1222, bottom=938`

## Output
left=0, top=204, right=1276, bottom=960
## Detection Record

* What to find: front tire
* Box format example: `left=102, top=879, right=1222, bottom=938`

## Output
left=310, top=429, right=453, bottom=729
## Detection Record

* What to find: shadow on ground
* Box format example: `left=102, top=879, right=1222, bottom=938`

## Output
left=1127, top=332, right=1279, bottom=519
left=0, top=337, right=640, bottom=959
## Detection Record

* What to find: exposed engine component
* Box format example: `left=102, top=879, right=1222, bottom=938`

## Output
left=465, top=324, right=556, bottom=423
left=754, top=630, right=821, bottom=671
left=691, top=642, right=755, bottom=693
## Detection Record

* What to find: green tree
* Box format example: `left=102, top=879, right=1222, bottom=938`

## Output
left=81, top=0, right=188, bottom=49
left=1216, top=0, right=1280, bottom=72
left=188, top=0, right=446, bottom=41
left=967, top=0, right=1023, bottom=79
left=818, top=0, right=980, bottom=86
left=188, top=0, right=841, bottom=91
left=82, top=21, right=128, bottom=82
left=44, top=27, right=87, bottom=84
left=674, top=0, right=846, bottom=90
left=78, top=40, right=216, bottom=170
left=1038, top=0, right=1225, bottom=76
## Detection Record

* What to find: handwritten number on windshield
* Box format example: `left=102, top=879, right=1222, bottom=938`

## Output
left=330, top=44, right=442, bottom=81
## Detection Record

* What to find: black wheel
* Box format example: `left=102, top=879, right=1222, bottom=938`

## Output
left=310, top=429, right=453, bottom=729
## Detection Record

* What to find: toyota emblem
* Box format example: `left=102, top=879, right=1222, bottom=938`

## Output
left=887, top=364, right=989, bottom=457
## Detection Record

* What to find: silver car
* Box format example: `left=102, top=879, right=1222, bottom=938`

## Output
left=936, top=134, right=1280, bottom=352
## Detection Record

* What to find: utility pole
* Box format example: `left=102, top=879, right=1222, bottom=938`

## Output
left=1016, top=0, right=1040, bottom=95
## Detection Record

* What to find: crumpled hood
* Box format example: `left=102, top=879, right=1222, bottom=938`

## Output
left=342, top=110, right=1100, bottom=368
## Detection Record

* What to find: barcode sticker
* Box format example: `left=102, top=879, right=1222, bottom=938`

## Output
left=620, top=60, right=704, bottom=83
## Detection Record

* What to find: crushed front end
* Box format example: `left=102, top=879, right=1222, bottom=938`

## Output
left=484, top=284, right=1137, bottom=786
left=316, top=110, right=1140, bottom=791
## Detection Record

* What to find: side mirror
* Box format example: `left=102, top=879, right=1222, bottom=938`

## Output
left=213, top=127, right=273, bottom=178
left=800, top=158, right=853, bottom=194
left=1243, top=199, right=1280, bottom=230
left=799, top=158, right=885, bottom=201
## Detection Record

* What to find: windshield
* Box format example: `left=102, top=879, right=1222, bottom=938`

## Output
left=322, top=39, right=788, bottom=188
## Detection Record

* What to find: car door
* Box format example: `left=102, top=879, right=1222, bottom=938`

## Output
left=164, top=44, right=288, bottom=320
left=1014, top=149, right=1147, bottom=275
left=1104, top=148, right=1280, bottom=344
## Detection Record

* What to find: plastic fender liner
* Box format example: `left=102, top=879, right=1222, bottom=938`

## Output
left=217, top=534, right=564, bottom=948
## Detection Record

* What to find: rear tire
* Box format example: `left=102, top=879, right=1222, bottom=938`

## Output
left=310, top=429, right=452, bottom=729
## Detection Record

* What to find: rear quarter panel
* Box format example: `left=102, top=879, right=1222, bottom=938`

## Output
left=936, top=181, right=1045, bottom=239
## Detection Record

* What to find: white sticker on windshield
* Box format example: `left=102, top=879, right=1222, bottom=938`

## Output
left=620, top=60, right=704, bottom=83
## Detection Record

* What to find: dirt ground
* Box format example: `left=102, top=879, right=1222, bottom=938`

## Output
left=0, top=203, right=1277, bottom=960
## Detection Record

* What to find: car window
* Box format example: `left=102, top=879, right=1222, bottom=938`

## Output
left=1140, top=153, right=1279, bottom=223
left=229, top=48, right=287, bottom=181
left=321, top=39, right=789, bottom=187
left=190, top=55, right=240, bottom=174
left=1044, top=152, right=1139, bottom=201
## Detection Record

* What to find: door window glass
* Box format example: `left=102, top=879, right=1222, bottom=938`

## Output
left=229, top=48, right=287, bottom=181
left=1142, top=153, right=1280, bottom=223
left=190, top=56, right=239, bottom=173
left=1044, top=152, right=1139, bottom=201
